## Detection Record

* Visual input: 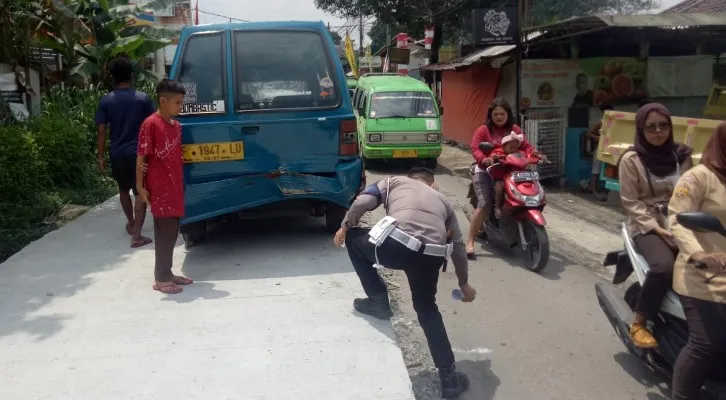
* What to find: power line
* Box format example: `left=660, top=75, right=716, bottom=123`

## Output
left=196, top=8, right=249, bottom=22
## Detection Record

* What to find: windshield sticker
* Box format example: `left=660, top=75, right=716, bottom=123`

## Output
left=181, top=100, right=225, bottom=115
left=426, top=119, right=438, bottom=130
left=373, top=95, right=432, bottom=100
left=182, top=82, right=197, bottom=103
left=320, top=77, right=334, bottom=89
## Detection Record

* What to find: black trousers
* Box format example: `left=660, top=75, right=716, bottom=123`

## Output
left=345, top=227, right=455, bottom=369
left=154, top=217, right=179, bottom=282
left=633, top=233, right=676, bottom=318
left=672, top=296, right=726, bottom=400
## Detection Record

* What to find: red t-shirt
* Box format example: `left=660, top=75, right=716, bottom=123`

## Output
left=470, top=124, right=534, bottom=168
left=137, top=113, right=184, bottom=218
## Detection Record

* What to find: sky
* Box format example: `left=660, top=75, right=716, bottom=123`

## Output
left=192, top=0, right=374, bottom=45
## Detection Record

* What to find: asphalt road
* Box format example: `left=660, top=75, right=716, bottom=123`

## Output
left=0, top=162, right=668, bottom=400
left=365, top=162, right=669, bottom=400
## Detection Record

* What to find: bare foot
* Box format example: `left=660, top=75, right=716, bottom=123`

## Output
left=466, top=243, right=476, bottom=259
left=125, top=221, right=134, bottom=235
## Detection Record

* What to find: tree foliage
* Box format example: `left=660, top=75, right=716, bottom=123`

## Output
left=528, top=0, right=660, bottom=26
left=0, top=0, right=185, bottom=85
left=315, top=0, right=660, bottom=52
left=328, top=28, right=343, bottom=45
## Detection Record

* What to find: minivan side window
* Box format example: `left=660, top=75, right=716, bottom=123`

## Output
left=176, top=32, right=226, bottom=116
left=358, top=91, right=368, bottom=114
left=233, top=30, right=340, bottom=112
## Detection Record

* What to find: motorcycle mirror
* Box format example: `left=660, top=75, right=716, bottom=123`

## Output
left=478, top=142, right=495, bottom=152
left=676, top=212, right=725, bottom=234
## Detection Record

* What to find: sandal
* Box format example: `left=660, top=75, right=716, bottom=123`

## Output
left=171, top=275, right=194, bottom=285
left=153, top=283, right=183, bottom=294
left=130, top=236, right=153, bottom=248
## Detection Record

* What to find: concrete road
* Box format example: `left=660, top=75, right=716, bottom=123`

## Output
left=365, top=164, right=670, bottom=400
left=0, top=200, right=414, bottom=399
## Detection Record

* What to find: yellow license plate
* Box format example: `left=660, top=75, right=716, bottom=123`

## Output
left=392, top=149, right=418, bottom=158
left=183, top=141, right=244, bottom=163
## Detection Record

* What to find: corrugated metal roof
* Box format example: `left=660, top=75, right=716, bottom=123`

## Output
left=422, top=46, right=514, bottom=71
left=664, top=0, right=726, bottom=13
left=525, top=12, right=726, bottom=32
left=422, top=32, right=542, bottom=71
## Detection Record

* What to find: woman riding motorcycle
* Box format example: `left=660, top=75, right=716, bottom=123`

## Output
left=668, top=123, right=726, bottom=400
left=617, top=103, right=693, bottom=349
left=466, top=98, right=537, bottom=258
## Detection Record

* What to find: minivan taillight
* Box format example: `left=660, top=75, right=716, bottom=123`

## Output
left=339, top=119, right=358, bottom=156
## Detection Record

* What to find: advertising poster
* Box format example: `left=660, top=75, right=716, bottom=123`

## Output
left=521, top=58, right=648, bottom=109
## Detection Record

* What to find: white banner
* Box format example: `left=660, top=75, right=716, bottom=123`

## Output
left=647, top=56, right=713, bottom=97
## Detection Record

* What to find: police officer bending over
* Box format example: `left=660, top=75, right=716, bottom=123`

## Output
left=333, top=167, right=476, bottom=399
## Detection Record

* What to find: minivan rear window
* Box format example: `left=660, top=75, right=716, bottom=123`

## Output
left=233, top=31, right=340, bottom=112
left=369, top=91, right=437, bottom=119
left=176, top=32, right=226, bottom=116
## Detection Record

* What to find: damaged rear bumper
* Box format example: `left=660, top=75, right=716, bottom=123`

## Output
left=181, top=160, right=363, bottom=225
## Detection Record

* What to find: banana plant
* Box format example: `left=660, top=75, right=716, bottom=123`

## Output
left=37, top=0, right=186, bottom=84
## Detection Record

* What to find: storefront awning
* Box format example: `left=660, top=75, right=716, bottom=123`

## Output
left=422, top=32, right=542, bottom=71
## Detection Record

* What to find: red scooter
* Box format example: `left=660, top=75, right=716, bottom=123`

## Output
left=466, top=142, right=550, bottom=273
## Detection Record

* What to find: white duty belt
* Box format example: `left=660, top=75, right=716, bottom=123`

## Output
left=389, top=228, right=451, bottom=258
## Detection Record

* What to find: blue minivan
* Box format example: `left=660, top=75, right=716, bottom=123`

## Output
left=169, top=21, right=365, bottom=248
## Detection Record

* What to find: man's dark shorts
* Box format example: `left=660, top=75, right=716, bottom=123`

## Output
left=110, top=155, right=138, bottom=195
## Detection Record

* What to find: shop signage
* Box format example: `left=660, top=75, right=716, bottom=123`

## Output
left=472, top=7, right=518, bottom=46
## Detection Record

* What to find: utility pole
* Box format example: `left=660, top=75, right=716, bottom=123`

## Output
left=516, top=0, right=524, bottom=122
left=358, top=14, right=364, bottom=56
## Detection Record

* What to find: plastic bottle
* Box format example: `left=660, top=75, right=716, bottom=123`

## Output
left=451, top=288, right=463, bottom=301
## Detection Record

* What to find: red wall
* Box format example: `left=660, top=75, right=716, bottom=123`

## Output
left=441, top=65, right=501, bottom=145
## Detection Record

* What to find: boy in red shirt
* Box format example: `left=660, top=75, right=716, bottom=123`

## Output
left=136, top=79, right=193, bottom=295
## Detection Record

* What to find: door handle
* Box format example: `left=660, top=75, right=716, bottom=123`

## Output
left=241, top=126, right=259, bottom=134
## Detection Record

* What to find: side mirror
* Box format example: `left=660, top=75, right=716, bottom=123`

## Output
left=439, top=106, right=444, bottom=116
left=676, top=212, right=725, bottom=234
left=478, top=142, right=495, bottom=153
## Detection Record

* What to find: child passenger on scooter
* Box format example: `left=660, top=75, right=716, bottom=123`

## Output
left=490, top=132, right=533, bottom=219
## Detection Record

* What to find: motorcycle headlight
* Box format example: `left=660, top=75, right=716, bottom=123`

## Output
left=427, top=133, right=439, bottom=142
left=508, top=181, right=544, bottom=206
left=368, top=133, right=382, bottom=142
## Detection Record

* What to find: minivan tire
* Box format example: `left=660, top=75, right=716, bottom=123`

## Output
left=425, top=158, right=438, bottom=170
left=181, top=221, right=207, bottom=250
left=326, top=206, right=347, bottom=233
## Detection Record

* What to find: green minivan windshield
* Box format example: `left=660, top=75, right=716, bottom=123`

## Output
left=369, top=91, right=437, bottom=119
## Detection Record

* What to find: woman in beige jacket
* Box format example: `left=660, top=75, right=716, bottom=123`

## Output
left=618, top=103, right=693, bottom=349
left=668, top=123, right=726, bottom=400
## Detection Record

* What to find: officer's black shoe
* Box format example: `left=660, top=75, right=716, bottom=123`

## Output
left=353, top=294, right=393, bottom=320
left=439, top=367, right=470, bottom=399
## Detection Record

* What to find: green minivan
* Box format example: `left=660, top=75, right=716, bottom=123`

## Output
left=346, top=77, right=358, bottom=98
left=352, top=74, right=442, bottom=168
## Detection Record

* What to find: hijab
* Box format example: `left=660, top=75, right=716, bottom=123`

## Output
left=701, top=122, right=726, bottom=183
left=632, top=103, right=692, bottom=177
